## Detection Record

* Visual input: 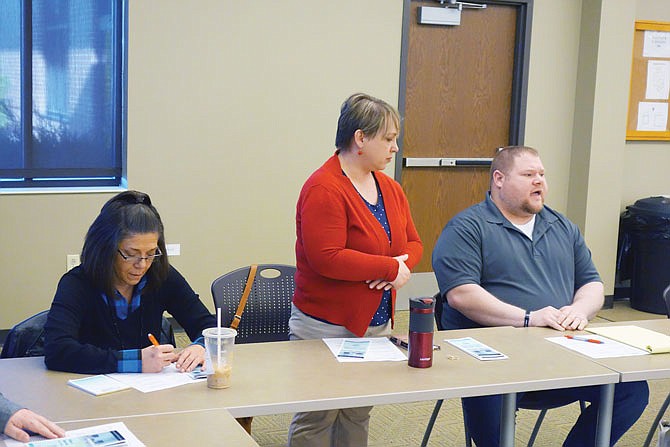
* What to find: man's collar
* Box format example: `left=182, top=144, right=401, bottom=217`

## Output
left=483, top=192, right=506, bottom=224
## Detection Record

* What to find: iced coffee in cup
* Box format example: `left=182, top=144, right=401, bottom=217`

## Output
left=203, top=327, right=237, bottom=389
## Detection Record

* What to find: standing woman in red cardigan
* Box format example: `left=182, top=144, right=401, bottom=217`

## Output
left=288, top=93, right=423, bottom=447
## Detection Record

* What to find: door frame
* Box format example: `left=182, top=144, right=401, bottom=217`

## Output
left=394, top=0, right=534, bottom=180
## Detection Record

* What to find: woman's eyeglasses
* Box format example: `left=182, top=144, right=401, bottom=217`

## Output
left=117, top=248, right=162, bottom=264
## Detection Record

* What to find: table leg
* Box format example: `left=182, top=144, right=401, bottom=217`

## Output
left=595, top=383, right=614, bottom=447
left=500, top=392, right=517, bottom=447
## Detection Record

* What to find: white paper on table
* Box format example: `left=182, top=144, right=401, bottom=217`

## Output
left=445, top=337, right=508, bottom=361
left=637, top=101, right=669, bottom=131
left=107, top=364, right=205, bottom=393
left=322, top=337, right=407, bottom=362
left=67, top=374, right=131, bottom=396
left=646, top=60, right=670, bottom=99
left=2, top=422, right=144, bottom=447
left=643, top=30, right=670, bottom=58
left=545, top=335, right=649, bottom=359
left=337, top=339, right=370, bottom=359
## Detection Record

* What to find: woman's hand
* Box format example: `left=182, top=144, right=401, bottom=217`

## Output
left=366, top=279, right=393, bottom=290
left=390, top=254, right=411, bottom=290
left=141, top=344, right=176, bottom=373
left=174, top=344, right=206, bottom=372
left=366, top=254, right=412, bottom=291
left=4, top=409, right=65, bottom=442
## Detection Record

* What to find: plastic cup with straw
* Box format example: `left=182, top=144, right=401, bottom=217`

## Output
left=204, top=309, right=236, bottom=389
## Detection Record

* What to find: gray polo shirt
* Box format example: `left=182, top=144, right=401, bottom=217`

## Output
left=432, top=194, right=601, bottom=329
left=0, top=392, right=22, bottom=433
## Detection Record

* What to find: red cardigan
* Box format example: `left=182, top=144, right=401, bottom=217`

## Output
left=293, top=154, right=423, bottom=336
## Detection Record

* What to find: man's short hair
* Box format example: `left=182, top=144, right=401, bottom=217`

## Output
left=489, top=145, right=539, bottom=185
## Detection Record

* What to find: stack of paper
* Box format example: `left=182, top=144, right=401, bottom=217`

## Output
left=587, top=325, right=670, bottom=354
left=68, top=375, right=130, bottom=396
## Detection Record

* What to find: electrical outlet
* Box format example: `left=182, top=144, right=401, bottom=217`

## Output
left=66, top=254, right=80, bottom=271
left=166, top=244, right=180, bottom=256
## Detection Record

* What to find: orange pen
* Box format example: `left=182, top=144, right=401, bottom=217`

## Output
left=147, top=333, right=160, bottom=347
left=564, top=335, right=603, bottom=344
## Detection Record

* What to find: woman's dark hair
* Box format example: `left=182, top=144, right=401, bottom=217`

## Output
left=80, top=190, right=169, bottom=297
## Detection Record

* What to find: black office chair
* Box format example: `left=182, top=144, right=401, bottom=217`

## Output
left=1, top=310, right=49, bottom=358
left=0, top=310, right=175, bottom=359
left=210, top=264, right=295, bottom=434
left=421, top=293, right=586, bottom=447
left=210, top=264, right=295, bottom=344
left=158, top=315, right=177, bottom=346
left=642, top=284, right=670, bottom=447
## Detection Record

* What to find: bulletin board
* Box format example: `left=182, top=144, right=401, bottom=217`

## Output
left=626, top=20, right=670, bottom=141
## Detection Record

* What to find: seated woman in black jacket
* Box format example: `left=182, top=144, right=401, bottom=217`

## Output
left=44, top=190, right=215, bottom=374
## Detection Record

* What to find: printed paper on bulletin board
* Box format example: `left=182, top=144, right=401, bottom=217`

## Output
left=627, top=21, right=670, bottom=141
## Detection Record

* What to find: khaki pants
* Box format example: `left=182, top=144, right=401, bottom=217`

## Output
left=287, top=304, right=391, bottom=447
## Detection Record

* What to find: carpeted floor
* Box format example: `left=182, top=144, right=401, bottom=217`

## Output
left=175, top=300, right=670, bottom=446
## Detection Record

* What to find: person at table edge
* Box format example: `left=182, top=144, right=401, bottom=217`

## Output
left=432, top=145, right=648, bottom=447
left=1, top=392, right=64, bottom=442
left=44, top=191, right=215, bottom=374
left=288, top=93, right=423, bottom=447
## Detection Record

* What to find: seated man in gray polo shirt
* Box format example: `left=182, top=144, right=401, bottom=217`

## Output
left=432, top=145, right=648, bottom=447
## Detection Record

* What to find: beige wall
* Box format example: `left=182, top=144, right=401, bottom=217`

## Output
left=1, top=0, right=669, bottom=327
left=525, top=0, right=583, bottom=214
left=568, top=0, right=636, bottom=294
left=0, top=0, right=403, bottom=327
left=128, top=0, right=403, bottom=317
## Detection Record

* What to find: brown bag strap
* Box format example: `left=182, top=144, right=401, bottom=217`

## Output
left=230, top=264, right=258, bottom=330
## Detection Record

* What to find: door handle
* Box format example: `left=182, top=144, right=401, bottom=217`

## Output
left=404, top=157, right=493, bottom=167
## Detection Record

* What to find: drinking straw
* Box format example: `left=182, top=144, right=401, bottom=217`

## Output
left=216, top=308, right=222, bottom=368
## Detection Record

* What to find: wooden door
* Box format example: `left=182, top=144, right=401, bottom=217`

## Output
left=398, top=0, right=530, bottom=272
